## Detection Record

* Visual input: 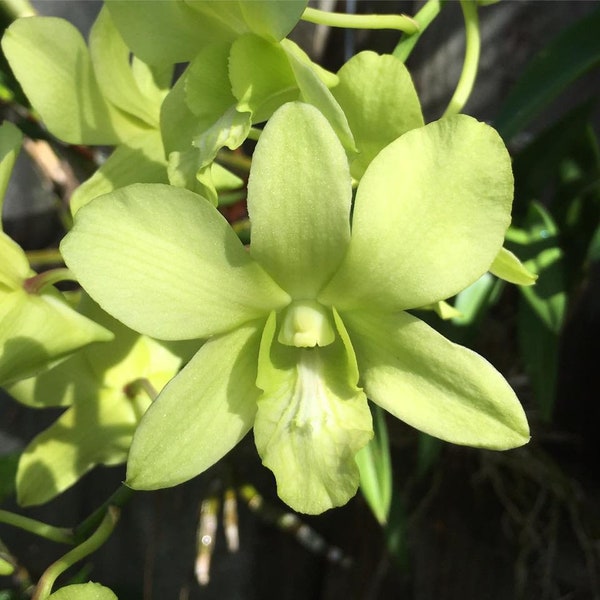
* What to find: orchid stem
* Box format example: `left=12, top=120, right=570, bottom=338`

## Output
left=74, top=485, right=132, bottom=544
left=23, top=268, right=76, bottom=294
left=442, top=0, right=480, bottom=118
left=33, top=507, right=119, bottom=600
left=302, top=6, right=419, bottom=35
left=0, top=510, right=74, bottom=545
left=25, top=248, right=64, bottom=267
left=393, top=0, right=444, bottom=62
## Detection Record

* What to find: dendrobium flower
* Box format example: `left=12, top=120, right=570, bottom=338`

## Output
left=7, top=297, right=193, bottom=506
left=61, top=102, right=530, bottom=514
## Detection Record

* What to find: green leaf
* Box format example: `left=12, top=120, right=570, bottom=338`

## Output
left=512, top=203, right=567, bottom=334
left=2, top=17, right=140, bottom=144
left=320, top=116, right=513, bottom=312
left=489, top=246, right=537, bottom=285
left=127, top=321, right=263, bottom=490
left=0, top=121, right=22, bottom=211
left=70, top=130, right=168, bottom=215
left=48, top=582, right=117, bottom=600
left=61, top=183, right=290, bottom=341
left=343, top=309, right=530, bottom=449
left=495, top=7, right=600, bottom=140
left=452, top=272, right=498, bottom=327
left=254, top=311, right=372, bottom=514
left=518, top=297, right=559, bottom=422
left=0, top=453, right=19, bottom=502
left=356, top=404, right=392, bottom=525
left=332, top=51, right=424, bottom=179
left=248, top=102, right=352, bottom=298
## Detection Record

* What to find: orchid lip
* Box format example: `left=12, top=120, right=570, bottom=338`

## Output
left=277, top=299, right=335, bottom=348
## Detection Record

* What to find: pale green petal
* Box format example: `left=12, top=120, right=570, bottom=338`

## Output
left=184, top=43, right=235, bottom=124
left=6, top=351, right=95, bottom=409
left=229, top=34, right=298, bottom=123
left=247, top=102, right=352, bottom=298
left=17, top=387, right=140, bottom=506
left=127, top=321, right=263, bottom=490
left=61, top=183, right=290, bottom=340
left=0, top=231, right=29, bottom=287
left=238, top=0, right=307, bottom=41
left=0, top=121, right=23, bottom=209
left=332, top=51, right=424, bottom=179
left=320, top=116, right=513, bottom=311
left=70, top=130, right=168, bottom=216
left=343, top=310, right=530, bottom=450
left=254, top=312, right=372, bottom=514
left=183, top=0, right=307, bottom=41
left=89, top=6, right=159, bottom=127
left=281, top=40, right=356, bottom=152
left=106, top=0, right=237, bottom=65
left=0, top=288, right=113, bottom=386
left=48, top=583, right=117, bottom=600
left=2, top=17, right=139, bottom=145
left=490, top=246, right=537, bottom=285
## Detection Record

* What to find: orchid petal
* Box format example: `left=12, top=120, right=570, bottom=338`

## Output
left=247, top=102, right=352, bottom=298
left=343, top=309, right=530, bottom=449
left=70, top=130, right=168, bottom=216
left=0, top=286, right=112, bottom=386
left=16, top=387, right=140, bottom=506
left=0, top=121, right=22, bottom=210
left=2, top=17, right=139, bottom=144
left=89, top=6, right=160, bottom=127
left=229, top=34, right=298, bottom=123
left=332, top=51, right=424, bottom=179
left=490, top=246, right=537, bottom=285
left=254, top=312, right=372, bottom=514
left=61, top=183, right=290, bottom=340
left=320, top=115, right=513, bottom=311
left=127, top=321, right=263, bottom=490
left=48, top=583, right=117, bottom=600
left=281, top=40, right=356, bottom=152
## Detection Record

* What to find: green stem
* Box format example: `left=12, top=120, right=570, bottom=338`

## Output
left=23, top=268, right=76, bottom=294
left=393, top=0, right=443, bottom=62
left=73, top=485, right=132, bottom=544
left=442, top=0, right=480, bottom=117
left=33, top=507, right=119, bottom=600
left=25, top=249, right=64, bottom=268
left=246, top=127, right=262, bottom=142
left=0, top=510, right=74, bottom=545
left=216, top=150, right=252, bottom=174
left=302, top=6, right=419, bottom=35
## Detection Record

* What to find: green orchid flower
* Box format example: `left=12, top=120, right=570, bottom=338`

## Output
left=6, top=297, right=194, bottom=506
left=0, top=122, right=112, bottom=386
left=61, top=102, right=530, bottom=514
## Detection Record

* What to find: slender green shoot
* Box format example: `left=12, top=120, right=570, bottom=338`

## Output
left=302, top=6, right=419, bottom=35
left=33, top=507, right=119, bottom=600
left=0, top=510, right=74, bottom=545
left=393, top=0, right=443, bottom=62
left=442, top=0, right=481, bottom=117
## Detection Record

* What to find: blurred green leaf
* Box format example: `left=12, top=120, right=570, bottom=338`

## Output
left=495, top=7, right=600, bottom=140
left=357, top=405, right=392, bottom=525
left=510, top=203, right=567, bottom=334
left=518, top=297, right=559, bottom=421
left=588, top=224, right=600, bottom=262
left=0, top=453, right=19, bottom=502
